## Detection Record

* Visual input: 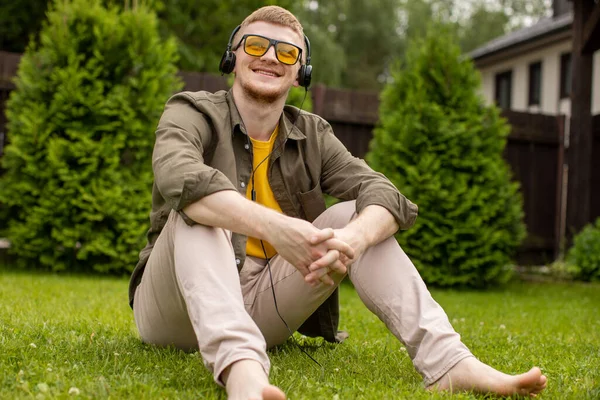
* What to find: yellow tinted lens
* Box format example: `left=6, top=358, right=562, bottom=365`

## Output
left=276, top=43, right=299, bottom=64
left=245, top=36, right=269, bottom=56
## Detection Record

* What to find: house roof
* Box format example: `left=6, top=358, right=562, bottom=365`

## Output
left=470, top=12, right=573, bottom=60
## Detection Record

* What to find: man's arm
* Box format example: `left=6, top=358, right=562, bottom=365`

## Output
left=340, top=203, right=400, bottom=252
left=318, top=119, right=418, bottom=230
left=153, top=94, right=238, bottom=211
left=183, top=190, right=354, bottom=279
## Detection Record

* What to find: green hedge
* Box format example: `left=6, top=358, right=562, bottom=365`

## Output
left=0, top=0, right=181, bottom=273
left=566, top=218, right=600, bottom=282
left=367, top=25, right=525, bottom=288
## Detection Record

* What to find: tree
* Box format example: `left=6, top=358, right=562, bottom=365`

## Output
left=367, top=24, right=526, bottom=288
left=395, top=0, right=552, bottom=55
left=0, top=0, right=181, bottom=273
left=0, top=0, right=49, bottom=52
left=458, top=0, right=552, bottom=52
left=459, top=4, right=509, bottom=52
left=293, top=0, right=550, bottom=90
left=154, top=0, right=295, bottom=73
left=293, top=0, right=401, bottom=90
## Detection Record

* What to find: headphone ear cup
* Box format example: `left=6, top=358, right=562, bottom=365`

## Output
left=298, top=64, right=312, bottom=88
left=219, top=51, right=236, bottom=74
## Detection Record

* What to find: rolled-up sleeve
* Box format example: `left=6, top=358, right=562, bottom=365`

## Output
left=318, top=120, right=418, bottom=230
left=152, top=93, right=236, bottom=211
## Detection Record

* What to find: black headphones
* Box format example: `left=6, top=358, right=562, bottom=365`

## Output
left=219, top=25, right=313, bottom=88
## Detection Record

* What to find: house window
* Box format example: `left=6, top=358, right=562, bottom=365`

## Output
left=560, top=53, right=571, bottom=99
left=528, top=62, right=542, bottom=106
left=495, top=70, right=512, bottom=109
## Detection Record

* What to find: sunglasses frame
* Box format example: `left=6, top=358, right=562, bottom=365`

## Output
left=234, top=34, right=303, bottom=66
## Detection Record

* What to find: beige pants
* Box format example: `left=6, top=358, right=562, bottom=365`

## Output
left=133, top=201, right=472, bottom=386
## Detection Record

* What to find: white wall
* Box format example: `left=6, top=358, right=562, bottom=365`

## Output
left=477, top=40, right=600, bottom=116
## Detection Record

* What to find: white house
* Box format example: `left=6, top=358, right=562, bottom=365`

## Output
left=470, top=0, right=600, bottom=117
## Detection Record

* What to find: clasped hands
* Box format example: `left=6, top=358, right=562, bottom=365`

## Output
left=267, top=218, right=363, bottom=287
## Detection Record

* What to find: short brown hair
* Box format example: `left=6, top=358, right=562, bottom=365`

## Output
left=235, top=6, right=304, bottom=46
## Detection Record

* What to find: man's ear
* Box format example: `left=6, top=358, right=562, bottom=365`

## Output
left=293, top=65, right=301, bottom=87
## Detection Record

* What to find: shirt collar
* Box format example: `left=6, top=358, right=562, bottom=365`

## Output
left=226, top=89, right=246, bottom=136
left=281, top=106, right=307, bottom=141
left=226, top=89, right=306, bottom=141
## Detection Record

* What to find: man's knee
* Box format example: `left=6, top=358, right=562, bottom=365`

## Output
left=313, top=201, right=357, bottom=229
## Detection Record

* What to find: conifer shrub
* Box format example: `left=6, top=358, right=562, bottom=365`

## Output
left=287, top=86, right=313, bottom=111
left=566, top=218, right=600, bottom=282
left=0, top=0, right=181, bottom=273
left=367, top=25, right=525, bottom=288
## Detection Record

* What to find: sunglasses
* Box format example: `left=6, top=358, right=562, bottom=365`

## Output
left=235, top=34, right=303, bottom=66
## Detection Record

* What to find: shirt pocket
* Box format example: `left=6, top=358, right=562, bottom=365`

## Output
left=297, top=184, right=327, bottom=222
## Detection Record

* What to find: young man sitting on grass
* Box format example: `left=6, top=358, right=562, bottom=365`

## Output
left=128, top=6, right=547, bottom=400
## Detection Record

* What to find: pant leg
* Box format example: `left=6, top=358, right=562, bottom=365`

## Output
left=246, top=201, right=472, bottom=386
left=133, top=210, right=270, bottom=385
left=336, top=202, right=473, bottom=386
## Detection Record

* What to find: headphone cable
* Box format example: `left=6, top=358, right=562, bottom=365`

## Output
left=247, top=89, right=324, bottom=372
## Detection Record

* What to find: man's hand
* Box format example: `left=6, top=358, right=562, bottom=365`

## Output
left=266, top=217, right=355, bottom=280
left=304, top=204, right=399, bottom=286
left=304, top=227, right=366, bottom=286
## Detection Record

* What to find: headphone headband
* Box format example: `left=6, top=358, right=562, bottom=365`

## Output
left=303, top=34, right=311, bottom=65
left=226, top=25, right=241, bottom=51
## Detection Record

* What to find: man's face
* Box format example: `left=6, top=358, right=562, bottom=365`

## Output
left=233, top=21, right=304, bottom=104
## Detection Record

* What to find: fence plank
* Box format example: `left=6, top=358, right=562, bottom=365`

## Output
left=312, top=84, right=378, bottom=124
left=501, top=110, right=562, bottom=144
left=0, top=51, right=20, bottom=89
left=178, top=71, right=229, bottom=93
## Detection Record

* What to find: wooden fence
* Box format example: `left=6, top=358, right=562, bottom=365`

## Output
left=311, top=85, right=379, bottom=159
left=592, top=114, right=600, bottom=223
left=1, top=50, right=598, bottom=265
left=502, top=111, right=566, bottom=264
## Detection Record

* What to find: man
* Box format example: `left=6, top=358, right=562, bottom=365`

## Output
left=129, top=6, right=547, bottom=400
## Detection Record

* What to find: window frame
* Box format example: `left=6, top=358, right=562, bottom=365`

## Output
left=560, top=52, right=572, bottom=99
left=495, top=70, right=513, bottom=109
left=528, top=61, right=542, bottom=106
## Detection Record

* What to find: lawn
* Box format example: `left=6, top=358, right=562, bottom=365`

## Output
left=0, top=268, right=598, bottom=399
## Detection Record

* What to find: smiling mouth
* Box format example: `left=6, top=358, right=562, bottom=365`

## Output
left=253, top=69, right=281, bottom=77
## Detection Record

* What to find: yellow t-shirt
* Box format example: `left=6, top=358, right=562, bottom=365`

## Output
left=245, top=125, right=283, bottom=258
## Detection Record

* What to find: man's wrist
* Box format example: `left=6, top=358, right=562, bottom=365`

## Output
left=338, top=224, right=369, bottom=255
left=257, top=208, right=287, bottom=243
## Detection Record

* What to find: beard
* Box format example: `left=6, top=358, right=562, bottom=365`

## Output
left=240, top=78, right=290, bottom=104
left=237, top=60, right=293, bottom=104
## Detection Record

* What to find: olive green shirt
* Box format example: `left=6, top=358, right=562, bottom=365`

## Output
left=129, top=89, right=418, bottom=342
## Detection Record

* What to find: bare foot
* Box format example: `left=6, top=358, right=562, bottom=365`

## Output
left=427, top=357, right=547, bottom=397
left=261, top=385, right=287, bottom=400
left=223, top=359, right=286, bottom=400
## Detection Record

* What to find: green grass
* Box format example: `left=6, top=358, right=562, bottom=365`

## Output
left=1, top=268, right=599, bottom=399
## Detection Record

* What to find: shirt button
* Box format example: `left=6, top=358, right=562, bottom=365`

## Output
left=235, top=258, right=241, bottom=265
left=240, top=182, right=246, bottom=188
left=244, top=144, right=250, bottom=150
